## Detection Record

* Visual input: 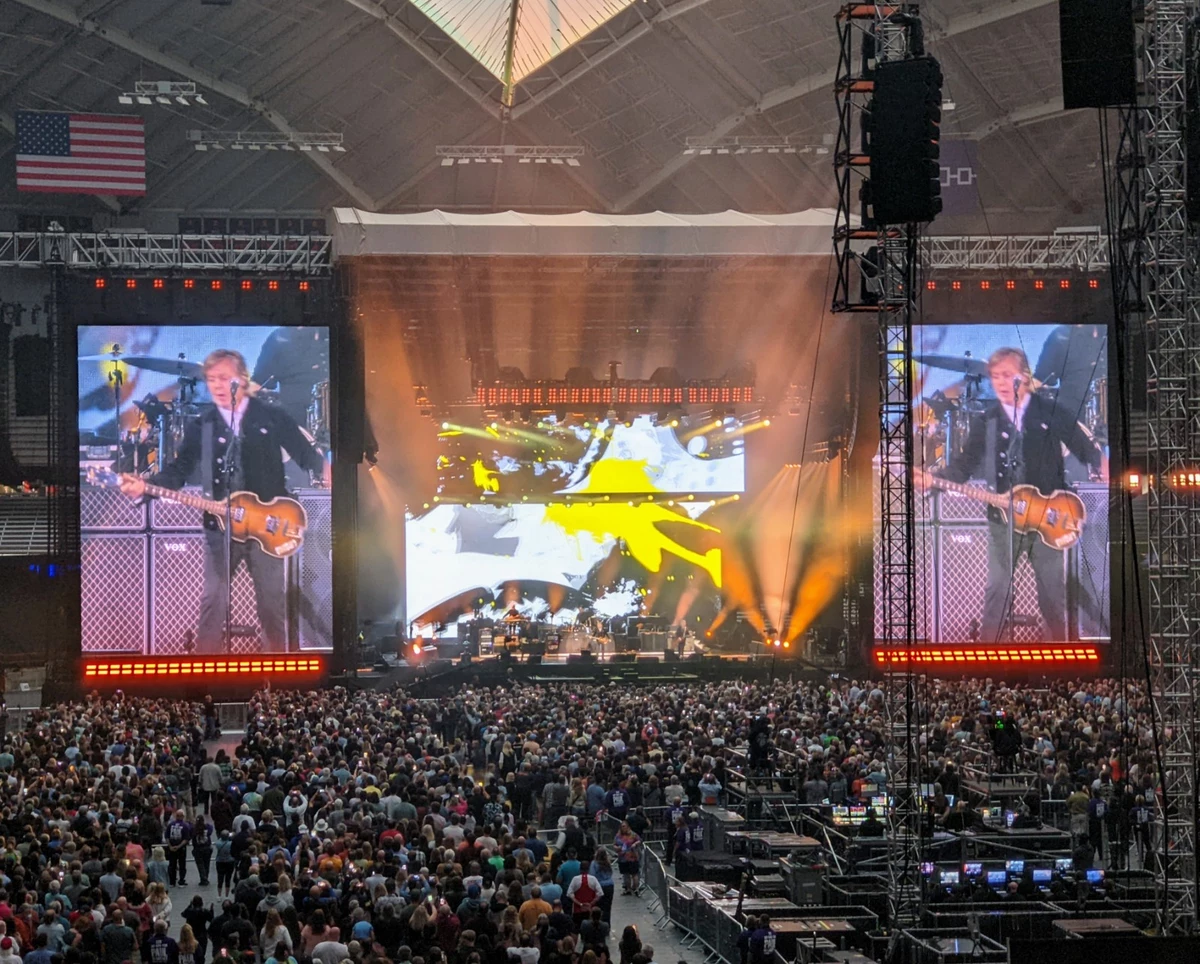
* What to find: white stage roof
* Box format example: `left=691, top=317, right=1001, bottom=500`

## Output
left=331, top=208, right=839, bottom=258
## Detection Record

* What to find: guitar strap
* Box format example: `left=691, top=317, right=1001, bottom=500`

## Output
left=201, top=416, right=214, bottom=500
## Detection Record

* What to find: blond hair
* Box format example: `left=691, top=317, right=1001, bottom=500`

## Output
left=987, top=347, right=1031, bottom=376
left=203, top=349, right=257, bottom=395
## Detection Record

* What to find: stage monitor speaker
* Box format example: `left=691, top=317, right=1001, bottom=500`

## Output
left=612, top=653, right=637, bottom=664
left=1059, top=0, right=1136, bottom=109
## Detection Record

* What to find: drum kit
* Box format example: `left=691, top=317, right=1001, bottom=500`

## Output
left=79, top=348, right=332, bottom=481
left=916, top=353, right=1108, bottom=469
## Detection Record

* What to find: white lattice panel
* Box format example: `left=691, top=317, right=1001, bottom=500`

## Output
left=298, top=491, right=333, bottom=650
left=81, top=534, right=147, bottom=652
left=80, top=486, right=145, bottom=530
left=150, top=534, right=271, bottom=654
left=150, top=488, right=205, bottom=529
left=936, top=526, right=1061, bottom=642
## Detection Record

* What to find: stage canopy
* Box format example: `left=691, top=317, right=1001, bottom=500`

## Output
left=331, top=208, right=840, bottom=258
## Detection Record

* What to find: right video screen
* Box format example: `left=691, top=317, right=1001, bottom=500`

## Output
left=878, top=321, right=1110, bottom=643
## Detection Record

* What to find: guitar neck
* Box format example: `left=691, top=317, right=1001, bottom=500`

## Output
left=143, top=482, right=228, bottom=517
left=932, top=477, right=1009, bottom=509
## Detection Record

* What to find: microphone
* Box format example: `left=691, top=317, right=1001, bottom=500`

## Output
left=229, top=379, right=240, bottom=400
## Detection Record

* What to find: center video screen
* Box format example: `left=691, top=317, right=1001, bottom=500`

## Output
left=407, top=412, right=748, bottom=631
left=78, top=324, right=333, bottom=654
left=877, top=321, right=1110, bottom=643
left=436, top=412, right=746, bottom=498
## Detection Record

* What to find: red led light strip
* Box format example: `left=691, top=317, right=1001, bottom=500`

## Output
left=873, top=645, right=1100, bottom=665
left=83, top=657, right=324, bottom=679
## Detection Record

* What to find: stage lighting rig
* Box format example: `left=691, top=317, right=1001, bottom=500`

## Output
left=119, top=81, right=208, bottom=106
left=187, top=130, right=346, bottom=152
left=437, top=145, right=583, bottom=166
left=683, top=135, right=834, bottom=156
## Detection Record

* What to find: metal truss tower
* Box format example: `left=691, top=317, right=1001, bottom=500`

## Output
left=1141, top=0, right=1200, bottom=934
left=831, top=2, right=925, bottom=928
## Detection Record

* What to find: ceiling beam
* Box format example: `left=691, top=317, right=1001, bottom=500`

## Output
left=510, top=0, right=717, bottom=120
left=338, top=0, right=501, bottom=119
left=0, top=109, right=121, bottom=213
left=968, top=96, right=1066, bottom=139
left=613, top=0, right=1058, bottom=212
left=9, top=0, right=378, bottom=210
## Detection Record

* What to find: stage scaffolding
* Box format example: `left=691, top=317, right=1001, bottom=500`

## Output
left=831, top=2, right=926, bottom=928
left=1139, top=0, right=1200, bottom=934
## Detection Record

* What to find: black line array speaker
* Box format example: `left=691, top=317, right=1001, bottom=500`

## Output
left=1059, top=0, right=1137, bottom=110
left=869, top=56, right=943, bottom=225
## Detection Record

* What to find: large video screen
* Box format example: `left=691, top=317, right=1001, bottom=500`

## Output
left=78, top=325, right=332, bottom=654
left=436, top=412, right=746, bottom=499
left=406, top=497, right=725, bottom=630
left=877, top=321, right=1110, bottom=643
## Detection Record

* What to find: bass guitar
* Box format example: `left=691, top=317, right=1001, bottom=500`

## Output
left=920, top=472, right=1086, bottom=550
left=87, top=469, right=307, bottom=558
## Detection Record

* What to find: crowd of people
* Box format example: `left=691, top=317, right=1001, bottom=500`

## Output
left=0, top=674, right=1158, bottom=964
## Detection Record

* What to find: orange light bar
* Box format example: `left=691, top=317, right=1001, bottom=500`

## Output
left=83, top=657, right=324, bottom=681
left=873, top=645, right=1100, bottom=667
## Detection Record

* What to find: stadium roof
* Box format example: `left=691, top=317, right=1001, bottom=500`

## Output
left=0, top=0, right=1099, bottom=233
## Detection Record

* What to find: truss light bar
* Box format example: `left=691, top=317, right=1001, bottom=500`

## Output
left=435, top=144, right=585, bottom=165
left=83, top=656, right=325, bottom=682
left=873, top=644, right=1101, bottom=666
left=187, top=130, right=346, bottom=152
left=121, top=80, right=207, bottom=107
left=683, top=135, right=834, bottom=156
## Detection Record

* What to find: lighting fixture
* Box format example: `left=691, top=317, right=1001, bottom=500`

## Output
left=119, top=80, right=207, bottom=107
left=874, top=645, right=1100, bottom=665
left=187, top=130, right=346, bottom=152
left=435, top=144, right=584, bottom=166
left=83, top=657, right=324, bottom=681
left=683, top=135, right=834, bottom=156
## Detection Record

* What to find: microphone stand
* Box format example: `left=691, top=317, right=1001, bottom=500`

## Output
left=224, top=382, right=241, bottom=654
left=1006, top=377, right=1023, bottom=645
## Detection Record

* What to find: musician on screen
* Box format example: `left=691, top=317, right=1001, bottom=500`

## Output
left=916, top=347, right=1105, bottom=643
left=118, top=349, right=327, bottom=653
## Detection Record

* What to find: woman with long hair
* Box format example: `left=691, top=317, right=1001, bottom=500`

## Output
left=613, top=822, right=642, bottom=895
left=617, top=926, right=641, bottom=964
left=146, top=881, right=173, bottom=925
left=177, top=925, right=200, bottom=964
left=259, top=910, right=292, bottom=964
left=299, top=910, right=339, bottom=958
left=588, top=849, right=615, bottom=922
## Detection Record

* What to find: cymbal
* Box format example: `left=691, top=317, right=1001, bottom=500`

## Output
left=78, top=354, right=204, bottom=379
left=916, top=353, right=988, bottom=376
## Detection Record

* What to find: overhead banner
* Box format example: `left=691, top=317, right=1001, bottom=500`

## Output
left=939, top=139, right=980, bottom=218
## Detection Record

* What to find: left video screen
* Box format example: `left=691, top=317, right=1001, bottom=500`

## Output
left=78, top=325, right=333, bottom=654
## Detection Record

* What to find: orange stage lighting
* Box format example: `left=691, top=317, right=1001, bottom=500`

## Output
left=872, top=645, right=1100, bottom=667
left=83, top=657, right=324, bottom=682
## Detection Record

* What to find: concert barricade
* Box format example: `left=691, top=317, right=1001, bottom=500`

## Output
left=920, top=902, right=1063, bottom=941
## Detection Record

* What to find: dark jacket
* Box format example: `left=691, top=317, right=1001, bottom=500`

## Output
left=149, top=398, right=323, bottom=527
left=936, top=393, right=1101, bottom=521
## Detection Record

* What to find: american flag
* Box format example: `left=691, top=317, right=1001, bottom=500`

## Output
left=16, top=111, right=146, bottom=196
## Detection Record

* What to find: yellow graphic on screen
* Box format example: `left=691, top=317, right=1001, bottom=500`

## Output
left=472, top=459, right=500, bottom=493
left=544, top=501, right=722, bottom=587
left=573, top=458, right=662, bottom=494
